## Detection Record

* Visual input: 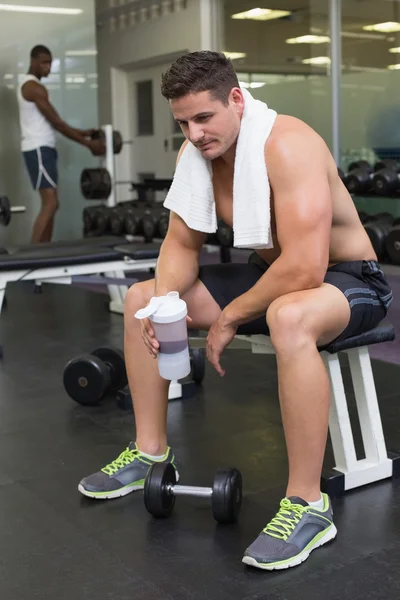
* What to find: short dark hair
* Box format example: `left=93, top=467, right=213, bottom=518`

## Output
left=30, top=45, right=52, bottom=59
left=161, top=51, right=239, bottom=105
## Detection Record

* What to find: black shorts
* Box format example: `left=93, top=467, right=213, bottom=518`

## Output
left=198, top=255, right=393, bottom=344
left=23, top=146, right=58, bottom=190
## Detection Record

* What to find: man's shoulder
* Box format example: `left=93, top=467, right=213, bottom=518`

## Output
left=265, top=115, right=325, bottom=160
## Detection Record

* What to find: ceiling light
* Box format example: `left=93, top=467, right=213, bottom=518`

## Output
left=224, top=52, right=247, bottom=60
left=286, top=35, right=330, bottom=44
left=302, top=56, right=331, bottom=65
left=363, top=22, right=400, bottom=33
left=0, top=4, right=82, bottom=14
left=387, top=63, right=400, bottom=70
left=232, top=8, right=291, bottom=21
left=65, top=50, right=97, bottom=56
left=389, top=47, right=400, bottom=53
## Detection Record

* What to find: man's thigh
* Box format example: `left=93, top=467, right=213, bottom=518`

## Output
left=323, top=260, right=390, bottom=344
left=198, top=261, right=268, bottom=335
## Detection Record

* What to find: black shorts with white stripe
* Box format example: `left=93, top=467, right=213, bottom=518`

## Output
left=23, top=145, right=58, bottom=190
left=198, top=257, right=392, bottom=341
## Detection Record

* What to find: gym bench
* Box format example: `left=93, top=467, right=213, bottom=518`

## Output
left=0, top=240, right=161, bottom=314
left=234, top=324, right=399, bottom=497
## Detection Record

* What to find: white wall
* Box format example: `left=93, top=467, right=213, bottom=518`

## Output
left=0, top=0, right=98, bottom=245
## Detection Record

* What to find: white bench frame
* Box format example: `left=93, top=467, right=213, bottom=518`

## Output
left=235, top=334, right=394, bottom=492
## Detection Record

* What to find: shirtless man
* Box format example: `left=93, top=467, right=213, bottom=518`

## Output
left=18, top=45, right=104, bottom=243
left=79, top=52, right=392, bottom=571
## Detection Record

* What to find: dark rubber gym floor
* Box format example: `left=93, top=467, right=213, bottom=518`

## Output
left=0, top=282, right=399, bottom=600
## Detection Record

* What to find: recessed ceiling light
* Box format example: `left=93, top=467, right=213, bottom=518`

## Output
left=363, top=22, right=400, bottom=33
left=232, top=8, right=291, bottom=21
left=286, top=35, right=330, bottom=44
left=0, top=4, right=82, bottom=14
left=302, top=56, right=331, bottom=65
left=223, top=52, right=247, bottom=60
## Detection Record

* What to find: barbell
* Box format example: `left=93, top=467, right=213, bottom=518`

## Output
left=80, top=167, right=173, bottom=202
left=0, top=196, right=26, bottom=226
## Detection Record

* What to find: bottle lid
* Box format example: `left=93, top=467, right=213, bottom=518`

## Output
left=134, top=291, right=187, bottom=324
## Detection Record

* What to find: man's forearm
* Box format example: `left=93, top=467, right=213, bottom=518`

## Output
left=223, top=257, right=322, bottom=327
left=154, top=239, right=200, bottom=297
left=56, top=122, right=89, bottom=146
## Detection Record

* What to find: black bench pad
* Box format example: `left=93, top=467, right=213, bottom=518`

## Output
left=5, top=236, right=127, bottom=255
left=114, top=243, right=161, bottom=260
left=323, top=322, right=395, bottom=354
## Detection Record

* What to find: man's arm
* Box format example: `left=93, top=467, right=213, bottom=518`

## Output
left=222, top=129, right=332, bottom=327
left=155, top=210, right=206, bottom=297
left=154, top=139, right=206, bottom=296
left=22, top=81, right=99, bottom=149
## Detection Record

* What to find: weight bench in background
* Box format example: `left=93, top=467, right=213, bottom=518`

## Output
left=190, top=322, right=399, bottom=497
left=0, top=242, right=161, bottom=315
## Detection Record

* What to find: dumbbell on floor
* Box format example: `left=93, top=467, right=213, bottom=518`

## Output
left=63, top=347, right=127, bottom=405
left=144, top=462, right=243, bottom=524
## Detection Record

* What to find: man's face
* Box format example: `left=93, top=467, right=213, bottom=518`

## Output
left=34, top=53, right=52, bottom=78
left=170, top=89, right=244, bottom=161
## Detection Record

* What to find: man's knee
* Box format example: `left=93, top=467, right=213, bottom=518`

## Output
left=267, top=299, right=311, bottom=352
left=124, top=279, right=155, bottom=321
left=40, top=189, right=59, bottom=214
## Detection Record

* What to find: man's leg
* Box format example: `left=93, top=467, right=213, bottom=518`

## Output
left=125, top=277, right=222, bottom=456
left=31, top=187, right=59, bottom=243
left=266, top=282, right=350, bottom=502
left=78, top=276, right=223, bottom=498
left=243, top=283, right=350, bottom=571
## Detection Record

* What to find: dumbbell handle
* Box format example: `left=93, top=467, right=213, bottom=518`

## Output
left=11, top=206, right=26, bottom=213
left=166, top=484, right=213, bottom=498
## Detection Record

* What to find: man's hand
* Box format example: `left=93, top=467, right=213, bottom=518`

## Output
left=80, top=128, right=97, bottom=137
left=206, top=315, right=237, bottom=377
left=88, top=138, right=106, bottom=156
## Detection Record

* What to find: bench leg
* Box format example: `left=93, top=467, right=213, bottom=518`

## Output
left=322, top=348, right=393, bottom=496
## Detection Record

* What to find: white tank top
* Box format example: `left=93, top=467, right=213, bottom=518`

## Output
left=17, top=74, right=56, bottom=152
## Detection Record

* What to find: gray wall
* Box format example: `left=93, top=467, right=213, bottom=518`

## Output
left=0, top=0, right=98, bottom=245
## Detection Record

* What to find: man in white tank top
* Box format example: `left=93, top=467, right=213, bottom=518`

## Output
left=18, top=45, right=105, bottom=243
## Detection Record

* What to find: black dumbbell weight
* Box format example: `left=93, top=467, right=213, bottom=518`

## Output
left=371, top=160, right=400, bottom=196
left=190, top=347, right=205, bottom=384
left=63, top=347, right=127, bottom=405
left=144, top=462, right=242, bottom=524
left=81, top=168, right=112, bottom=200
left=92, top=206, right=111, bottom=235
left=385, top=225, right=400, bottom=264
left=83, top=206, right=98, bottom=235
left=364, top=214, right=394, bottom=261
left=138, top=210, right=156, bottom=242
left=91, top=129, right=124, bottom=155
left=344, top=160, right=373, bottom=194
left=216, top=221, right=234, bottom=248
left=120, top=205, right=140, bottom=235
left=157, top=211, right=170, bottom=239
left=109, top=206, right=125, bottom=235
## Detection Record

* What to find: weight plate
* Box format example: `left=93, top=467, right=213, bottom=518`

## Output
left=386, top=225, right=400, bottom=264
left=211, top=468, right=242, bottom=524
left=80, top=168, right=112, bottom=200
left=113, top=131, right=123, bottom=154
left=0, top=196, right=11, bottom=226
left=158, top=212, right=169, bottom=238
left=141, top=214, right=156, bottom=242
left=91, top=347, right=127, bottom=392
left=144, top=462, right=176, bottom=518
left=63, top=354, right=111, bottom=405
left=190, top=347, right=205, bottom=384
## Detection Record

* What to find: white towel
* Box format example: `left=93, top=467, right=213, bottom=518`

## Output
left=163, top=88, right=277, bottom=249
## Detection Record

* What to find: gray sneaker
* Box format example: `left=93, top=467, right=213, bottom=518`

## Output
left=242, top=494, right=337, bottom=570
left=78, top=442, right=178, bottom=500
